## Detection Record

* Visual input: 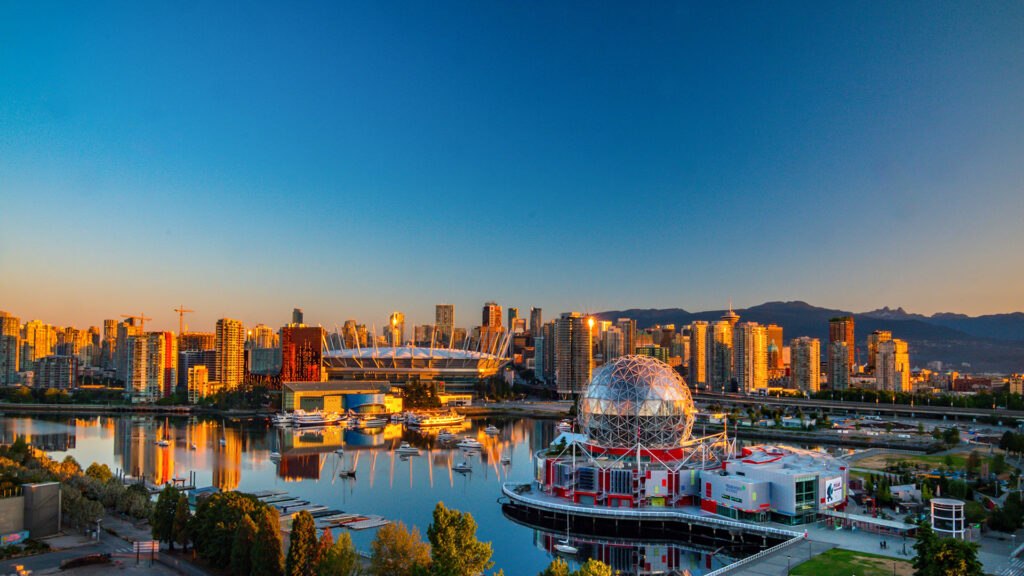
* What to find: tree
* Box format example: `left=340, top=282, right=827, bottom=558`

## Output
left=173, top=493, right=191, bottom=550
left=965, top=452, right=980, bottom=476
left=931, top=538, right=983, bottom=576
left=231, top=515, right=258, bottom=576
left=913, top=522, right=938, bottom=576
left=573, top=560, right=613, bottom=576
left=369, top=521, right=431, bottom=576
left=193, top=491, right=263, bottom=568
left=425, top=502, right=493, bottom=576
left=991, top=453, right=1007, bottom=475
left=151, top=485, right=181, bottom=549
left=538, top=559, right=571, bottom=576
left=251, top=507, right=285, bottom=576
left=85, top=462, right=112, bottom=483
left=316, top=531, right=362, bottom=576
left=287, top=510, right=317, bottom=576
left=917, top=422, right=925, bottom=436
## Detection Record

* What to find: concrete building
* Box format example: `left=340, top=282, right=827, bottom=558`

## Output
left=187, top=365, right=212, bottom=403
left=292, top=308, right=304, bottom=325
left=178, top=349, right=216, bottom=389
left=534, top=336, right=546, bottom=382
left=734, top=322, right=767, bottom=394
left=866, top=330, right=892, bottom=373
left=555, top=312, right=592, bottom=398
left=115, top=320, right=141, bottom=383
left=215, top=318, right=245, bottom=390
left=1010, top=374, right=1023, bottom=395
left=247, top=324, right=279, bottom=349
left=385, top=312, right=405, bottom=346
left=21, top=320, right=56, bottom=373
left=877, top=339, right=910, bottom=392
left=179, top=332, right=215, bottom=352
left=689, top=321, right=708, bottom=390
left=529, top=307, right=542, bottom=336
left=35, top=355, right=77, bottom=389
left=828, top=342, right=850, bottom=391
left=828, top=317, right=855, bottom=378
left=791, top=337, right=820, bottom=393
left=602, top=326, right=624, bottom=363
left=0, top=311, right=19, bottom=385
left=636, top=344, right=669, bottom=363
left=435, top=304, right=454, bottom=346
left=282, top=381, right=403, bottom=414
left=507, top=307, right=519, bottom=329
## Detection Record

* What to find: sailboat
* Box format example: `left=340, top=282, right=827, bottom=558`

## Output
left=554, top=513, right=577, bottom=555
left=339, top=452, right=357, bottom=478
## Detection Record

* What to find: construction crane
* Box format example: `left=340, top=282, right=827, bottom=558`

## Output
left=174, top=305, right=194, bottom=335
left=121, top=313, right=153, bottom=332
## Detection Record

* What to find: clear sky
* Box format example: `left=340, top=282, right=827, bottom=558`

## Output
left=2, top=1, right=1023, bottom=333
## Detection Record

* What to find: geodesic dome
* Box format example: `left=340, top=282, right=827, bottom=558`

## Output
left=578, top=355, right=695, bottom=450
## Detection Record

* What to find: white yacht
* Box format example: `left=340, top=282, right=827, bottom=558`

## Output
left=395, top=442, right=420, bottom=455
left=485, top=425, right=500, bottom=435
left=457, top=437, right=483, bottom=450
left=293, top=410, right=341, bottom=428
left=452, top=461, right=472, bottom=473
left=408, top=410, right=466, bottom=428
left=437, top=430, right=457, bottom=443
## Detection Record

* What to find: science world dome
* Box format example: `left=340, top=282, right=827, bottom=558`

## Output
left=578, top=355, right=696, bottom=451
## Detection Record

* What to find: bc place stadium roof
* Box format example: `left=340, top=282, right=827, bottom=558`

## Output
left=324, top=347, right=505, bottom=361
left=321, top=346, right=510, bottom=379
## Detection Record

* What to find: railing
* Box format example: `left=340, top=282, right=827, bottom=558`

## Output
left=703, top=532, right=805, bottom=576
left=501, top=483, right=803, bottom=540
left=0, top=486, right=24, bottom=500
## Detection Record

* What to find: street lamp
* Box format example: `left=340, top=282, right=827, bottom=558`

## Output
left=787, top=554, right=791, bottom=573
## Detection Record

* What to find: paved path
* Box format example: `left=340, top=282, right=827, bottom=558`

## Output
left=737, top=540, right=835, bottom=576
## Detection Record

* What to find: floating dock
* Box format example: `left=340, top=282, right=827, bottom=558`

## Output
left=246, top=490, right=391, bottom=532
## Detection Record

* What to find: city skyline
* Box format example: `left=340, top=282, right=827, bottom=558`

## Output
left=3, top=3, right=1024, bottom=328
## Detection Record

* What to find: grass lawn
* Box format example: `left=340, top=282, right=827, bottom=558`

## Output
left=856, top=450, right=993, bottom=472
left=790, top=549, right=913, bottom=576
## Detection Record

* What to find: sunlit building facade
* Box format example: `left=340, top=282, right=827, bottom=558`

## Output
left=791, top=337, right=820, bottom=393
left=877, top=339, right=910, bottom=392
left=215, top=318, right=245, bottom=390
left=555, top=312, right=592, bottom=398
left=0, top=311, right=19, bottom=385
left=733, top=322, right=767, bottom=394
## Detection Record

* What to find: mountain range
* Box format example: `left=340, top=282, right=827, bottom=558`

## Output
left=593, top=301, right=1024, bottom=374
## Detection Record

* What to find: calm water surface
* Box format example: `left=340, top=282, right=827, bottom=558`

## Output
left=0, top=414, right=844, bottom=574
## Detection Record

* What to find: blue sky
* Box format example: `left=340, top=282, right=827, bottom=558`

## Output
left=2, top=1, right=1023, bottom=332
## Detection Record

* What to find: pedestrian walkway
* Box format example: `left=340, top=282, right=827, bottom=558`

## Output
left=730, top=540, right=834, bottom=576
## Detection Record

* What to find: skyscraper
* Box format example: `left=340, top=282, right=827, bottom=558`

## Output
left=435, top=304, right=454, bottom=346
left=281, top=326, right=324, bottom=382
left=733, top=322, right=767, bottom=394
left=155, top=331, right=177, bottom=398
left=828, top=317, right=855, bottom=378
left=386, top=312, right=405, bottom=346
left=482, top=302, right=502, bottom=328
left=688, top=321, right=708, bottom=390
left=828, top=342, right=850, bottom=390
left=791, top=337, right=821, bottom=393
left=534, top=336, right=546, bottom=382
left=480, top=302, right=503, bottom=353
left=603, top=326, right=624, bottom=363
left=247, top=324, right=278, bottom=349
left=507, top=307, right=519, bottom=329
left=115, top=319, right=141, bottom=383
left=529, top=308, right=542, bottom=336
left=555, top=313, right=591, bottom=398
left=179, top=332, right=215, bottom=352
left=866, top=330, right=892, bottom=373
left=765, top=324, right=784, bottom=369
left=0, top=311, right=19, bottom=385
left=215, top=318, right=245, bottom=390
left=292, top=308, right=304, bottom=325
left=615, top=318, right=636, bottom=356
left=21, top=320, right=55, bottom=373
left=877, top=339, right=910, bottom=392
left=707, top=320, right=734, bottom=393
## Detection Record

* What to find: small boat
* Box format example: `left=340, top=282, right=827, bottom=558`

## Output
left=270, top=451, right=281, bottom=461
left=485, top=425, right=500, bottom=435
left=155, top=440, right=170, bottom=447
left=395, top=442, right=419, bottom=455
left=500, top=455, right=511, bottom=465
left=353, top=415, right=388, bottom=429
left=556, top=419, right=573, bottom=433
left=219, top=438, right=227, bottom=446
left=437, top=430, right=457, bottom=443
left=390, top=413, right=406, bottom=423
left=339, top=469, right=356, bottom=478
left=293, top=410, right=342, bottom=428
left=554, top=540, right=578, bottom=555
left=457, top=437, right=483, bottom=449
left=408, top=410, right=466, bottom=428
left=189, top=443, right=197, bottom=451
left=452, top=461, right=472, bottom=473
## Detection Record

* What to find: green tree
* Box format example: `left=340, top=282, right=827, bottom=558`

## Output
left=538, top=559, right=571, bottom=576
left=369, top=521, right=431, bottom=576
left=231, top=515, right=258, bottom=576
left=316, top=530, right=363, bottom=576
left=931, top=538, right=983, bottom=576
left=991, top=453, right=1007, bottom=475
left=173, top=493, right=191, bottom=550
left=85, top=462, right=113, bottom=483
left=573, top=559, right=613, bottom=576
left=913, top=522, right=938, bottom=576
left=917, top=422, right=925, bottom=436
left=965, top=452, right=980, bottom=476
left=425, top=502, right=493, bottom=576
left=193, top=491, right=263, bottom=568
left=287, top=510, right=317, bottom=576
left=151, top=485, right=181, bottom=549
left=252, top=507, right=285, bottom=576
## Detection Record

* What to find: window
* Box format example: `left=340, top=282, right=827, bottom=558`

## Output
left=795, top=478, right=816, bottom=512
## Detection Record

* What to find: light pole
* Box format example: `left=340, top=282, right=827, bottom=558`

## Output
left=787, top=554, right=791, bottom=573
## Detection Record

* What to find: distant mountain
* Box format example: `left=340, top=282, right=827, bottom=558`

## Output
left=594, top=301, right=1024, bottom=374
left=862, top=307, right=1024, bottom=341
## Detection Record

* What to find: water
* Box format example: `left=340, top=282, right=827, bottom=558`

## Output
left=0, top=413, right=790, bottom=574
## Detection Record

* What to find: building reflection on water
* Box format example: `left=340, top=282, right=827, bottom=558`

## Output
left=0, top=417, right=79, bottom=451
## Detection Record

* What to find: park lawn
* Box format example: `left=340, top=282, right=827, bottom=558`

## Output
left=856, top=450, right=994, bottom=472
left=789, top=549, right=913, bottom=576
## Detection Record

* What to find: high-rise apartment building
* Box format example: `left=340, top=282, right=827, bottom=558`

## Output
left=507, top=307, right=519, bottom=329
left=386, top=312, right=405, bottom=346
left=435, top=304, right=454, bottom=346
left=791, top=337, right=821, bottom=393
left=828, top=317, right=855, bottom=377
left=480, top=302, right=504, bottom=353
left=603, top=326, right=624, bottom=363
left=529, top=308, right=542, bottom=336
left=534, top=336, right=546, bottom=382
left=36, top=355, right=77, bottom=389
left=1009, top=374, right=1023, bottom=395
left=292, top=308, right=304, bottom=325
left=115, top=320, right=142, bottom=383
left=615, top=318, right=636, bottom=356
left=877, top=339, right=910, bottom=392
left=179, top=332, right=215, bottom=352
left=215, top=318, right=245, bottom=390
left=689, top=321, right=708, bottom=389
left=126, top=334, right=148, bottom=401
left=187, top=365, right=211, bottom=404
left=866, top=330, right=892, bottom=373
left=828, top=342, right=850, bottom=390
left=555, top=313, right=591, bottom=398
left=247, top=324, right=278, bottom=349
left=0, top=311, right=20, bottom=385
left=178, top=349, right=216, bottom=389
left=155, top=331, right=177, bottom=398
left=706, top=320, right=734, bottom=393
left=733, top=322, right=767, bottom=394
left=281, top=326, right=324, bottom=382
left=146, top=332, right=168, bottom=401
left=21, top=320, right=56, bottom=373
left=482, top=302, right=502, bottom=328
left=765, top=325, right=784, bottom=369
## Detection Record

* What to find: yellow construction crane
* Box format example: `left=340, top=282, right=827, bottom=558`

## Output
left=174, top=305, right=194, bottom=335
left=120, top=313, right=153, bottom=332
